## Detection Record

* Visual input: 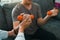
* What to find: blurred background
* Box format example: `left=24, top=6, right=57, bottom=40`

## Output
left=0, top=0, right=22, bottom=5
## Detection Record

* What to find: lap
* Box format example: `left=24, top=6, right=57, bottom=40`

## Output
left=25, top=28, right=56, bottom=40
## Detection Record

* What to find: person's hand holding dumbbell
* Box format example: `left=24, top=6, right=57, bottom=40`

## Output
left=47, top=8, right=59, bottom=17
left=13, top=13, right=34, bottom=35
left=17, top=13, right=34, bottom=21
left=17, top=13, right=33, bottom=32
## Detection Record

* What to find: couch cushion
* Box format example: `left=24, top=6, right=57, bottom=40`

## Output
left=41, top=19, right=60, bottom=39
left=2, top=3, right=17, bottom=30
left=0, top=6, right=7, bottom=30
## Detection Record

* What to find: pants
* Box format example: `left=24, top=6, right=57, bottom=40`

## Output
left=25, top=28, right=56, bottom=40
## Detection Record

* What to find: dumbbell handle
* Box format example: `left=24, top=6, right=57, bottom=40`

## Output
left=17, top=14, right=34, bottom=21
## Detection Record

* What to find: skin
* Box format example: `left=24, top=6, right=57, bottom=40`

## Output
left=18, top=15, right=32, bottom=32
left=8, top=30, right=16, bottom=36
left=8, top=14, right=31, bottom=36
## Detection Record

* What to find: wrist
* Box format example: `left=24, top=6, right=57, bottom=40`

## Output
left=8, top=31, right=15, bottom=36
left=8, top=30, right=16, bottom=36
left=46, top=15, right=51, bottom=18
left=18, top=25, right=25, bottom=33
left=19, top=27, right=24, bottom=32
left=44, top=15, right=51, bottom=21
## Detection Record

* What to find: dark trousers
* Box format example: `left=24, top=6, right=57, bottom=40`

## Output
left=25, top=28, right=56, bottom=40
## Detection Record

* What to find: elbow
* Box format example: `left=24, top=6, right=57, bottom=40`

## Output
left=37, top=18, right=46, bottom=26
left=37, top=20, right=45, bottom=26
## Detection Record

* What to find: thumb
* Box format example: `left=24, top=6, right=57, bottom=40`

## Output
left=20, top=13, right=24, bottom=16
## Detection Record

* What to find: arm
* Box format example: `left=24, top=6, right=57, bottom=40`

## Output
left=0, top=17, right=31, bottom=40
left=37, top=15, right=51, bottom=25
left=0, top=30, right=16, bottom=39
left=15, top=25, right=25, bottom=40
left=12, top=4, right=20, bottom=29
left=37, top=5, right=51, bottom=25
left=37, top=6, right=58, bottom=25
left=15, top=15, right=32, bottom=40
left=12, top=4, right=28, bottom=29
left=15, top=32, right=25, bottom=40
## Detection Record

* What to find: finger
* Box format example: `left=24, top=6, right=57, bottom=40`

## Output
left=23, top=14, right=30, bottom=20
left=27, top=17, right=32, bottom=24
left=22, top=15, right=29, bottom=22
left=26, top=19, right=32, bottom=25
left=26, top=18, right=31, bottom=21
left=20, top=17, right=29, bottom=27
left=21, top=15, right=31, bottom=24
left=20, top=13, right=24, bottom=16
left=23, top=14, right=27, bottom=20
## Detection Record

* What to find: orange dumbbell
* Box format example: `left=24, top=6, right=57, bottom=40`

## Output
left=17, top=14, right=34, bottom=21
left=47, top=10, right=52, bottom=15
left=30, top=15, right=34, bottom=20
left=17, top=15, right=23, bottom=21
left=47, top=8, right=59, bottom=15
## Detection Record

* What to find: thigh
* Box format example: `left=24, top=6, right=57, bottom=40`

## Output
left=24, top=28, right=56, bottom=40
left=24, top=31, right=40, bottom=40
left=33, top=28, right=56, bottom=40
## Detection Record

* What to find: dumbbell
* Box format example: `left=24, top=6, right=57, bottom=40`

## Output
left=14, top=14, right=34, bottom=35
left=17, top=14, right=34, bottom=21
left=47, top=8, right=58, bottom=15
left=47, top=10, right=52, bottom=15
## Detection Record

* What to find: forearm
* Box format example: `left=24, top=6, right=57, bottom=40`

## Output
left=37, top=15, right=51, bottom=25
left=13, top=21, right=25, bottom=35
left=15, top=26, right=25, bottom=40
left=43, top=15, right=51, bottom=23
left=15, top=32, right=25, bottom=40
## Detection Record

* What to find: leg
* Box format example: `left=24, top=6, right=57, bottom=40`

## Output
left=33, top=28, right=56, bottom=40
left=24, top=31, right=40, bottom=40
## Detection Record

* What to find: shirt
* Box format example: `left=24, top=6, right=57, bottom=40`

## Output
left=12, top=2, right=42, bottom=35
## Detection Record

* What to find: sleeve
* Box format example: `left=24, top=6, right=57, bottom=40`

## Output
left=12, top=4, right=20, bottom=22
left=15, top=32, right=25, bottom=40
left=0, top=30, right=8, bottom=39
left=0, top=39, right=1, bottom=40
left=37, top=4, right=42, bottom=18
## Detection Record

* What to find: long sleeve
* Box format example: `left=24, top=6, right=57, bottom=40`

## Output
left=0, top=39, right=1, bottom=40
left=0, top=30, right=8, bottom=39
left=15, top=32, right=25, bottom=40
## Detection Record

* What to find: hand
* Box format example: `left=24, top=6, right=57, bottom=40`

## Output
left=8, top=30, right=16, bottom=36
left=19, top=15, right=32, bottom=32
left=19, top=13, right=30, bottom=20
left=51, top=8, right=58, bottom=16
left=48, top=8, right=59, bottom=17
